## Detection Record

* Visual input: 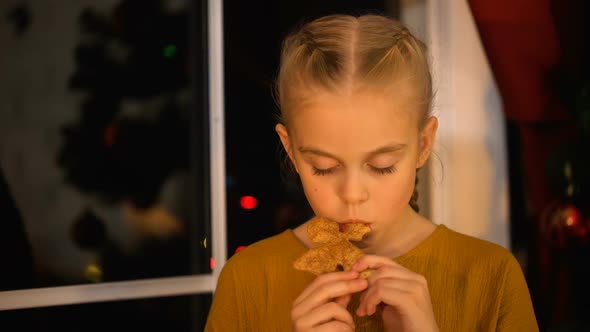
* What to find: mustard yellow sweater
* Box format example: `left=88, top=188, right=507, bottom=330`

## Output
left=205, top=225, right=539, bottom=331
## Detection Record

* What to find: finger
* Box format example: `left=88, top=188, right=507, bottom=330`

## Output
left=294, top=302, right=355, bottom=331
left=364, top=282, right=409, bottom=316
left=359, top=279, right=418, bottom=316
left=294, top=271, right=359, bottom=306
left=357, top=289, right=369, bottom=316
left=366, top=264, right=422, bottom=286
left=334, top=293, right=351, bottom=307
left=314, top=321, right=355, bottom=332
left=351, top=255, right=397, bottom=273
left=292, top=278, right=368, bottom=319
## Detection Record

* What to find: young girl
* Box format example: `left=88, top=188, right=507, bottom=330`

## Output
left=205, top=14, right=539, bottom=332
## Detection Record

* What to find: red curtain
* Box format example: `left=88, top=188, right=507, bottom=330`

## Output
left=468, top=0, right=584, bottom=327
left=468, top=0, right=583, bottom=205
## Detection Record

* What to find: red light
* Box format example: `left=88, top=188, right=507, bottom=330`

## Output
left=210, top=257, right=215, bottom=270
left=240, top=195, right=257, bottom=209
left=235, top=246, right=247, bottom=254
left=103, top=122, right=118, bottom=147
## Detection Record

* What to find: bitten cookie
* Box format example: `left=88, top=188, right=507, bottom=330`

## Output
left=293, top=217, right=374, bottom=278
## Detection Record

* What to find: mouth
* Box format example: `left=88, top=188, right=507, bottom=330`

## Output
left=339, top=220, right=371, bottom=232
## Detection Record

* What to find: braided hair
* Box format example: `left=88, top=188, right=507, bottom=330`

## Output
left=409, top=169, right=420, bottom=212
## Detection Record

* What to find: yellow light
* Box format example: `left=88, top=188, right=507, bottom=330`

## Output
left=85, top=263, right=103, bottom=283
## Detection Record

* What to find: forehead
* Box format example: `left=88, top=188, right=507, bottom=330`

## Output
left=289, top=91, right=419, bottom=151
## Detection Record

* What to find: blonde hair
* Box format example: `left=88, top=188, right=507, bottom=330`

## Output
left=275, top=14, right=433, bottom=128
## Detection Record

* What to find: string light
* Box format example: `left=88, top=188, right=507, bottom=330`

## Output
left=163, top=44, right=177, bottom=58
left=240, top=195, right=257, bottom=210
left=210, top=257, right=216, bottom=270
left=85, top=263, right=103, bottom=283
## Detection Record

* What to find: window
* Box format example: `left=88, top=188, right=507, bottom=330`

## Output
left=0, top=1, right=220, bottom=325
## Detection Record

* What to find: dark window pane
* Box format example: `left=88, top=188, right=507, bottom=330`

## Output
left=0, top=0, right=210, bottom=290
left=0, top=293, right=212, bottom=332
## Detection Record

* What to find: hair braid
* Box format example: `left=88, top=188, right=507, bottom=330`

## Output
left=409, top=169, right=420, bottom=212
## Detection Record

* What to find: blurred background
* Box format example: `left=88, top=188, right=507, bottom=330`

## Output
left=0, top=0, right=588, bottom=331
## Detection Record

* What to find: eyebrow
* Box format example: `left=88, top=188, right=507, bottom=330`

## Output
left=298, top=143, right=407, bottom=160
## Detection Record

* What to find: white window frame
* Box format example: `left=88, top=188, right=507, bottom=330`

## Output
left=0, top=0, right=227, bottom=311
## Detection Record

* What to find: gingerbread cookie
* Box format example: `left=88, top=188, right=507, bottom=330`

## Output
left=294, top=217, right=374, bottom=278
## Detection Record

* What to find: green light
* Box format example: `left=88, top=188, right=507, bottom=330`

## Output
left=163, top=44, right=177, bottom=58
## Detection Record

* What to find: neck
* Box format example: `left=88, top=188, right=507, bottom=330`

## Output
left=354, top=205, right=434, bottom=258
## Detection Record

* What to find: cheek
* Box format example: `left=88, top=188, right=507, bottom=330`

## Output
left=301, top=178, right=325, bottom=202
left=298, top=175, right=333, bottom=212
left=374, top=170, right=416, bottom=208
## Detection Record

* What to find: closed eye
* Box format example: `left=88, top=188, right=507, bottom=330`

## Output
left=369, top=165, right=397, bottom=175
left=313, top=165, right=396, bottom=176
left=312, top=167, right=336, bottom=176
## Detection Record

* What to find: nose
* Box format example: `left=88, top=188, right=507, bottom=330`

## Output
left=338, top=171, right=369, bottom=205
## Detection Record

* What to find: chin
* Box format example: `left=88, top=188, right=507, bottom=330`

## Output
left=352, top=231, right=374, bottom=246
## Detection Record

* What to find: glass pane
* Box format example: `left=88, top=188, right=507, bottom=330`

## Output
left=0, top=0, right=210, bottom=291
left=223, top=1, right=390, bottom=257
left=0, top=293, right=212, bottom=332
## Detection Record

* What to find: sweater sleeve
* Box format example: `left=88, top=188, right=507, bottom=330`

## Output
left=496, top=254, right=540, bottom=332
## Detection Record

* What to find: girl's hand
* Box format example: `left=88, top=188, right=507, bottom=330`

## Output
left=352, top=255, right=439, bottom=332
left=291, top=270, right=368, bottom=332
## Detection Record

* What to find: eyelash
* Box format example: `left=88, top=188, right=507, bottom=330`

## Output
left=312, top=166, right=397, bottom=176
left=370, top=165, right=397, bottom=175
left=312, top=167, right=334, bottom=176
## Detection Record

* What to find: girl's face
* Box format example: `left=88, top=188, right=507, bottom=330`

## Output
left=276, top=90, right=437, bottom=239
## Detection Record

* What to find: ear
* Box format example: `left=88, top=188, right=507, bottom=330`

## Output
left=275, top=123, right=299, bottom=173
left=416, top=116, right=438, bottom=168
